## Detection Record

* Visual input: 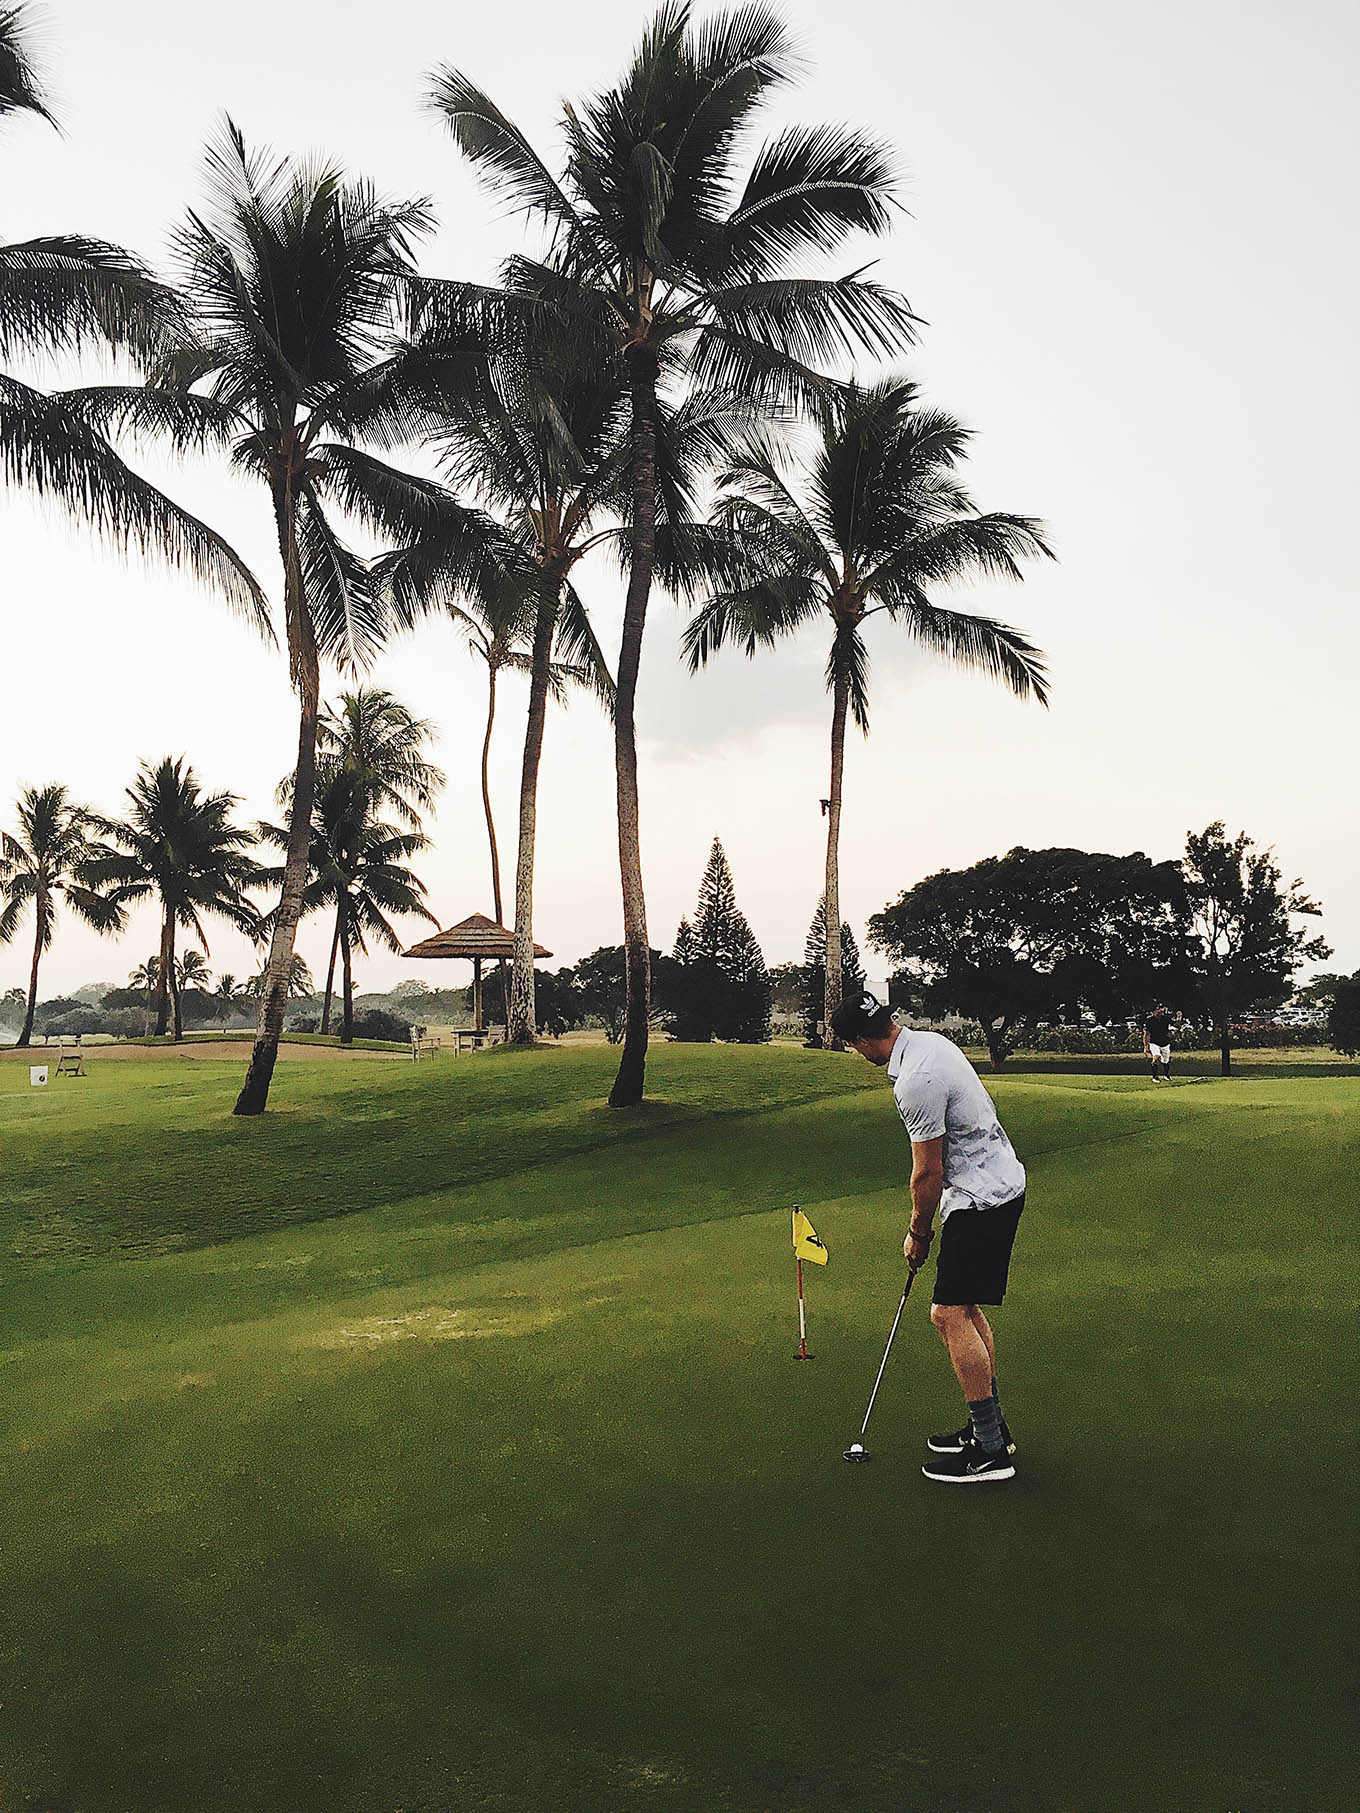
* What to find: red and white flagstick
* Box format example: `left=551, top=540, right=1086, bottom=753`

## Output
left=796, top=1255, right=812, bottom=1359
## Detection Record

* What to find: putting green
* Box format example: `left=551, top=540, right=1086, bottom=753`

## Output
left=0, top=1048, right=1353, bottom=1811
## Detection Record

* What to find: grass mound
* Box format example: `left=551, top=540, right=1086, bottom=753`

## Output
left=0, top=1048, right=1353, bottom=1811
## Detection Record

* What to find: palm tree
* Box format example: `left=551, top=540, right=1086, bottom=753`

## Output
left=248, top=953, right=314, bottom=1000
left=75, top=123, right=498, bottom=1111
left=0, top=783, right=125, bottom=1046
left=88, top=756, right=262, bottom=1040
left=177, top=948, right=212, bottom=994
left=0, top=9, right=264, bottom=624
left=297, top=688, right=443, bottom=1032
left=211, top=971, right=244, bottom=1023
left=316, top=687, right=444, bottom=830
left=260, top=769, right=436, bottom=1043
left=683, top=379, right=1053, bottom=1038
left=379, top=327, right=636, bottom=1042
left=428, top=1, right=915, bottom=1102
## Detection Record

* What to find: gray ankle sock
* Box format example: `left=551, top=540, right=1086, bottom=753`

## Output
left=969, top=1396, right=1004, bottom=1454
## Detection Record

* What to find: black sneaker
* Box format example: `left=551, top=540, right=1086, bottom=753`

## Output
left=926, top=1419, right=1016, bottom=1456
left=922, top=1440, right=1016, bottom=1484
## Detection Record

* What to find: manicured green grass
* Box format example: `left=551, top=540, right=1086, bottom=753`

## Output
left=0, top=1048, right=1353, bottom=1812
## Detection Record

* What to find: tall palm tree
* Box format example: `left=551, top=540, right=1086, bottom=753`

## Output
left=428, top=0, right=915, bottom=1102
left=0, top=783, right=125, bottom=1046
left=379, top=326, right=636, bottom=1042
left=0, top=8, right=264, bottom=624
left=260, top=769, right=436, bottom=1043
left=88, top=756, right=262, bottom=1040
left=684, top=379, right=1053, bottom=1038
left=76, top=123, right=497, bottom=1111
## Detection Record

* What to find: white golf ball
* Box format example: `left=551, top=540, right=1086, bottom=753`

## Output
left=850, top=1443, right=864, bottom=1453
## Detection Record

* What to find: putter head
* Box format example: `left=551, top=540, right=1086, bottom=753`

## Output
left=842, top=1442, right=871, bottom=1464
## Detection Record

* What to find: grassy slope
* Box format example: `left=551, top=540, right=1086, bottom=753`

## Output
left=0, top=1049, right=1354, bottom=1813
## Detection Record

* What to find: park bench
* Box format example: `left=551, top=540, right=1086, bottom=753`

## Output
left=410, top=1027, right=442, bottom=1061
left=54, top=1038, right=86, bottom=1077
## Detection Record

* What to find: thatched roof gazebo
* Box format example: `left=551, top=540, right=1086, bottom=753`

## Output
left=402, top=913, right=552, bottom=1035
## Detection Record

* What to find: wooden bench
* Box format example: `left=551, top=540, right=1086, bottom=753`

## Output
left=410, top=1028, right=442, bottom=1061
left=54, top=1038, right=86, bottom=1077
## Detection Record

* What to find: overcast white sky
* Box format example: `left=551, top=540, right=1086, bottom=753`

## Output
left=3, top=0, right=1356, bottom=999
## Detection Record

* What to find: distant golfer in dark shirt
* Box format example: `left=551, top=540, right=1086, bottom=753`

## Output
left=831, top=991, right=1026, bottom=1486
left=1144, top=1005, right=1175, bottom=1082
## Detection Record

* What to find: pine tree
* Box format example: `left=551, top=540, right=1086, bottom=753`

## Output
left=802, top=897, right=866, bottom=1047
left=667, top=840, right=771, bottom=1042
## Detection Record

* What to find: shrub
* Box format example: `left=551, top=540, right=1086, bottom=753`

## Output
left=1033, top=1026, right=1119, bottom=1055
left=1328, top=977, right=1360, bottom=1057
left=102, top=1008, right=148, bottom=1040
left=349, top=1008, right=411, bottom=1044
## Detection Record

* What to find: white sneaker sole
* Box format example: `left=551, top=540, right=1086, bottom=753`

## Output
left=922, top=1462, right=1017, bottom=1483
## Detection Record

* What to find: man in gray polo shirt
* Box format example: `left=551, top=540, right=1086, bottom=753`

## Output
left=830, top=991, right=1027, bottom=1484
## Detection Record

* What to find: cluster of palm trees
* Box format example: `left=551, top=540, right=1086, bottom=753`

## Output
left=0, top=689, right=437, bottom=1048
left=2, top=2, right=1052, bottom=1113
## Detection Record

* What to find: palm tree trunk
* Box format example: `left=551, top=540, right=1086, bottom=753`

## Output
left=320, top=909, right=342, bottom=1036
left=16, top=901, right=44, bottom=1048
left=340, top=912, right=354, bottom=1045
left=479, top=660, right=510, bottom=1037
left=236, top=482, right=318, bottom=1116
left=822, top=641, right=851, bottom=1047
left=510, top=586, right=560, bottom=1044
left=609, top=345, right=659, bottom=1109
left=169, top=924, right=182, bottom=1041
left=1218, top=1022, right=1232, bottom=1077
left=154, top=909, right=174, bottom=1037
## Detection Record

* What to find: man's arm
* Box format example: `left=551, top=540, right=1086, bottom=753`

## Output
left=905, top=1136, right=944, bottom=1269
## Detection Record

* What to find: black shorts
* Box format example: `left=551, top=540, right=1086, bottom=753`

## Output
left=932, top=1195, right=1025, bottom=1306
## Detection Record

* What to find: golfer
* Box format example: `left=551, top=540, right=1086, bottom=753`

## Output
left=830, top=992, right=1026, bottom=1484
left=1143, top=1003, right=1175, bottom=1082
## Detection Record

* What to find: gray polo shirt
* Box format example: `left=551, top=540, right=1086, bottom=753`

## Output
left=888, top=1027, right=1026, bottom=1220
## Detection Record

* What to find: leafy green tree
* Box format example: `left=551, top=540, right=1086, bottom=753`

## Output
left=1182, top=822, right=1331, bottom=1076
left=0, top=8, right=264, bottom=627
left=76, top=124, right=493, bottom=1112
left=868, top=847, right=1191, bottom=1067
left=0, top=784, right=125, bottom=1046
left=766, top=961, right=804, bottom=1019
left=88, top=757, right=262, bottom=1040
left=801, top=896, right=865, bottom=1048
left=431, top=1, right=914, bottom=1103
left=686, top=379, right=1051, bottom=1043
left=665, top=838, right=769, bottom=1041
left=1326, top=975, right=1360, bottom=1058
left=575, top=944, right=668, bottom=1044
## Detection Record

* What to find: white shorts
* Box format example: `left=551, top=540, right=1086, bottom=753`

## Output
left=1148, top=1043, right=1170, bottom=1061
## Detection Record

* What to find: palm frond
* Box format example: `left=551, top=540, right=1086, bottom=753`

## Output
left=885, top=591, right=1050, bottom=705
left=0, top=5, right=55, bottom=126
left=723, top=123, right=898, bottom=276
left=425, top=66, right=587, bottom=244
left=0, top=372, right=269, bottom=632
left=294, top=488, right=387, bottom=673
left=0, top=238, right=184, bottom=364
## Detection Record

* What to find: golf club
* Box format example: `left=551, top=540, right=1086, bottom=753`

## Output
left=843, top=1265, right=919, bottom=1462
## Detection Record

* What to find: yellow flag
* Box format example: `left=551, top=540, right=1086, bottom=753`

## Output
left=792, top=1209, right=828, bottom=1265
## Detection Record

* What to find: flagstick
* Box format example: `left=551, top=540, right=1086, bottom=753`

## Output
left=796, top=1255, right=812, bottom=1359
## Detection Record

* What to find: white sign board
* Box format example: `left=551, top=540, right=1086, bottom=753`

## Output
left=29, top=1066, right=48, bottom=1087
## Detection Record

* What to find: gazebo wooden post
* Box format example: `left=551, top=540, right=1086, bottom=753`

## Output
left=473, top=957, right=483, bottom=1035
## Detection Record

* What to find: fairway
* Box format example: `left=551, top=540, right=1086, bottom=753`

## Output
left=0, top=1047, right=1354, bottom=1812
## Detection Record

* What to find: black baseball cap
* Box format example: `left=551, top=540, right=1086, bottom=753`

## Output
left=829, top=991, right=896, bottom=1042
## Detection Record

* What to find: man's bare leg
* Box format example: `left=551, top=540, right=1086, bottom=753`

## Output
left=968, top=1306, right=997, bottom=1383
left=929, top=1303, right=993, bottom=1402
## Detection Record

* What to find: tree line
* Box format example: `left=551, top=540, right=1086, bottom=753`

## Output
left=0, top=2, right=1054, bottom=1113
left=869, top=826, right=1333, bottom=1075
left=0, top=688, right=438, bottom=1047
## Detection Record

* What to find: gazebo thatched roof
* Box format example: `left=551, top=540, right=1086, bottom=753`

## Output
left=402, top=912, right=551, bottom=962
